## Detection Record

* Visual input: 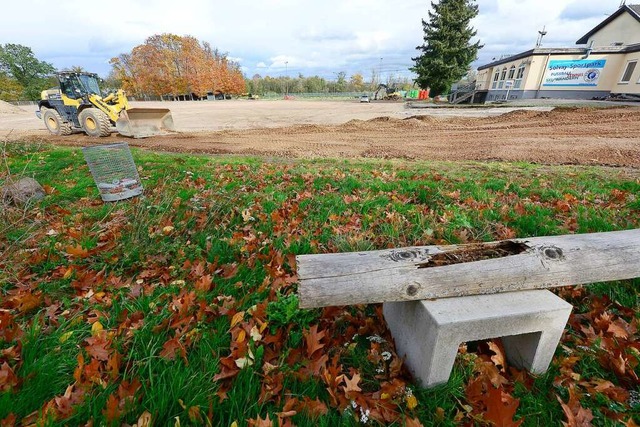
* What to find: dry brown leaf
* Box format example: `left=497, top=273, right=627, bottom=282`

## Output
left=304, top=324, right=326, bottom=357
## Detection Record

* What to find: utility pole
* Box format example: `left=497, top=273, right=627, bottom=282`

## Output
left=285, top=61, right=289, bottom=97
left=379, top=57, right=383, bottom=85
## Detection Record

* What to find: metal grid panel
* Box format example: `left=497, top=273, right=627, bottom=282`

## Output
left=82, top=143, right=143, bottom=202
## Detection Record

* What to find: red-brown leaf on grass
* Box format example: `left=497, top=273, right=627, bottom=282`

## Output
left=607, top=319, right=630, bottom=339
left=343, top=371, right=362, bottom=394
left=0, top=413, right=17, bottom=427
left=0, top=362, right=19, bottom=391
left=557, top=387, right=594, bottom=427
left=84, top=336, right=110, bottom=361
left=483, top=386, right=523, bottom=427
left=9, top=291, right=42, bottom=314
left=118, top=378, right=142, bottom=401
left=304, top=324, right=326, bottom=357
left=405, top=417, right=425, bottom=427
left=195, top=275, right=213, bottom=292
left=159, top=337, right=185, bottom=361
left=0, top=311, right=22, bottom=342
left=247, top=413, right=272, bottom=427
left=213, top=356, right=240, bottom=382
left=298, top=397, right=329, bottom=418
left=103, top=393, right=121, bottom=422
left=106, top=351, right=122, bottom=380
left=579, top=378, right=629, bottom=404
left=65, top=245, right=91, bottom=259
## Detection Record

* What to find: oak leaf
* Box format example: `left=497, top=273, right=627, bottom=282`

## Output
left=0, top=362, right=19, bottom=391
left=483, top=386, right=523, bottom=427
left=195, top=275, right=213, bottom=292
left=344, top=372, right=362, bottom=394
left=103, top=394, right=121, bottom=422
left=557, top=388, right=594, bottom=427
left=159, top=337, right=185, bottom=361
left=66, top=245, right=91, bottom=258
left=304, top=324, right=326, bottom=357
left=85, top=336, right=110, bottom=361
left=404, top=417, right=425, bottom=427
left=247, top=414, right=272, bottom=427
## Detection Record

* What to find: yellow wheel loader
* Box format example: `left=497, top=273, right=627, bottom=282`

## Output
left=36, top=72, right=175, bottom=138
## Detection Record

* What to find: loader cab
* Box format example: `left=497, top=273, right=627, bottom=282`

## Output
left=58, top=72, right=102, bottom=99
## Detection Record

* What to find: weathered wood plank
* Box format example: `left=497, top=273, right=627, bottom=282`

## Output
left=297, top=229, right=640, bottom=308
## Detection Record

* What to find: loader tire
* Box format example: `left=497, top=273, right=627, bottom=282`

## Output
left=43, top=108, right=73, bottom=136
left=79, top=108, right=111, bottom=137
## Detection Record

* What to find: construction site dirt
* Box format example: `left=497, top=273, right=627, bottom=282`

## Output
left=2, top=100, right=640, bottom=167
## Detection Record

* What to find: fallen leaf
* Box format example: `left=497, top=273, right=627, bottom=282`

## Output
left=162, top=226, right=175, bottom=236
left=304, top=324, right=325, bottom=357
left=483, top=386, right=523, bottom=427
left=66, top=245, right=90, bottom=258
left=247, top=414, right=272, bottom=427
left=160, top=337, right=185, bottom=361
left=557, top=388, right=594, bottom=427
left=343, top=372, right=362, bottom=395
left=230, top=311, right=245, bottom=328
left=195, top=275, right=213, bottom=292
left=103, top=394, right=121, bottom=422
left=0, top=362, right=19, bottom=391
left=91, top=321, right=104, bottom=336
left=405, top=417, right=425, bottom=427
left=406, top=394, right=418, bottom=410
left=134, top=411, right=152, bottom=427
left=59, top=331, right=74, bottom=343
left=85, top=336, right=110, bottom=361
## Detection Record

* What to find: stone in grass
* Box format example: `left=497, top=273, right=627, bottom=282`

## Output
left=1, top=177, right=46, bottom=206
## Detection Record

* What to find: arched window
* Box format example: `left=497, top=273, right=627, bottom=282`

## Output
left=508, top=65, right=516, bottom=80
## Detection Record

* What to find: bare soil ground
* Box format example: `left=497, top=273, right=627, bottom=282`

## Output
left=2, top=100, right=639, bottom=167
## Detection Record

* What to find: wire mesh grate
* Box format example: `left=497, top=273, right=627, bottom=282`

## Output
left=82, top=142, right=143, bottom=202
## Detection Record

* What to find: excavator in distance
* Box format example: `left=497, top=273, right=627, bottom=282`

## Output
left=37, top=72, right=175, bottom=138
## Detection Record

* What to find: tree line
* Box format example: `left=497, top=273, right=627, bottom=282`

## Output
left=245, top=72, right=415, bottom=96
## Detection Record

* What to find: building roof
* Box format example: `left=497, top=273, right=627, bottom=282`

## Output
left=477, top=46, right=630, bottom=71
left=576, top=4, right=640, bottom=44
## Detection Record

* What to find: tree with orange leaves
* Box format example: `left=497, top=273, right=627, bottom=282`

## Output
left=110, top=34, right=246, bottom=99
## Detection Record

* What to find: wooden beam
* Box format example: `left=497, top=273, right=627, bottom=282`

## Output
left=297, top=229, right=640, bottom=308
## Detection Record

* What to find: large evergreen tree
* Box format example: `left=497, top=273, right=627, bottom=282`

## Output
left=411, top=0, right=483, bottom=96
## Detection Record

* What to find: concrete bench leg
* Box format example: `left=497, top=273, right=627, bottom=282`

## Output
left=383, top=290, right=572, bottom=387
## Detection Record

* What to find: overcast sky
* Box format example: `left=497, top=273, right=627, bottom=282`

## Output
left=0, top=0, right=626, bottom=81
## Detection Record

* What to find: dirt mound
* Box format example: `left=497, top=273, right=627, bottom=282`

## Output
left=492, top=110, right=543, bottom=121
left=339, top=119, right=368, bottom=131
left=405, top=115, right=437, bottom=123
left=367, top=116, right=396, bottom=123
left=0, top=100, right=23, bottom=114
left=401, top=118, right=431, bottom=128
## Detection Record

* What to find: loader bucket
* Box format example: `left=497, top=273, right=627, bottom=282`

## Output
left=116, top=108, right=175, bottom=138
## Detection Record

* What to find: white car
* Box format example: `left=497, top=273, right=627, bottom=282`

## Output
left=360, top=95, right=370, bottom=103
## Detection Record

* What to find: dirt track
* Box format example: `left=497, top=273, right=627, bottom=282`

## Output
left=2, top=101, right=640, bottom=167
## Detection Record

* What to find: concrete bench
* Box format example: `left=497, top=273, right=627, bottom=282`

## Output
left=297, top=230, right=640, bottom=387
left=383, top=290, right=572, bottom=387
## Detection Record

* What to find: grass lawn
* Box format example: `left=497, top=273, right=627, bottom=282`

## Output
left=1, top=142, right=639, bottom=426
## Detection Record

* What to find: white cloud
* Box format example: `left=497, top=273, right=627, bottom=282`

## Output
left=0, top=0, right=625, bottom=79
